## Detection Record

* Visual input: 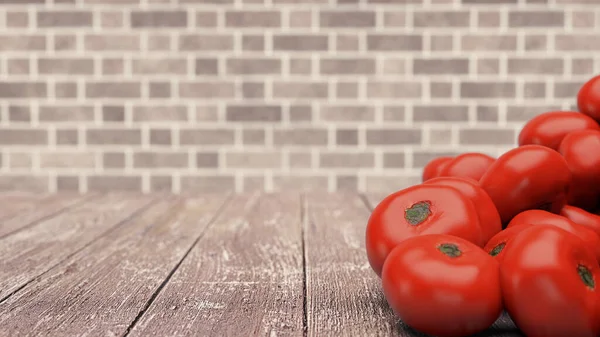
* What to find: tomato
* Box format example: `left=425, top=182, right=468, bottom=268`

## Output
left=578, top=75, right=600, bottom=122
left=517, top=111, right=600, bottom=151
left=507, top=209, right=600, bottom=262
left=561, top=205, right=600, bottom=238
left=424, top=176, right=501, bottom=244
left=483, top=225, right=532, bottom=263
left=437, top=153, right=495, bottom=181
left=382, top=234, right=502, bottom=337
left=422, top=156, right=453, bottom=182
left=365, top=185, right=484, bottom=277
left=500, top=225, right=600, bottom=337
left=479, top=145, right=571, bottom=225
left=558, top=129, right=600, bottom=211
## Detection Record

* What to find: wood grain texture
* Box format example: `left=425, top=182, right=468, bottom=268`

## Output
left=0, top=194, right=93, bottom=239
left=128, top=193, right=304, bottom=337
left=304, top=192, right=401, bottom=336
left=0, top=193, right=50, bottom=220
left=0, top=193, right=155, bottom=302
left=0, top=195, right=229, bottom=337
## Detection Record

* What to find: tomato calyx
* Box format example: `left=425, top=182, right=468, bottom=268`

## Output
left=438, top=243, right=462, bottom=258
left=405, top=201, right=432, bottom=225
left=577, top=264, right=595, bottom=289
left=489, top=242, right=505, bottom=257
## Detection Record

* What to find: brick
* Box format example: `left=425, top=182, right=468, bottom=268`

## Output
left=554, top=81, right=582, bottom=98
left=413, top=11, right=470, bottom=27
left=289, top=59, right=312, bottom=75
left=132, top=105, right=188, bottom=122
left=320, top=58, right=376, bottom=75
left=131, top=11, right=187, bottom=28
left=37, top=11, right=93, bottom=27
left=368, top=0, right=421, bottom=3
left=150, top=176, right=172, bottom=192
left=477, top=106, right=499, bottom=122
left=431, top=82, right=453, bottom=98
left=101, top=59, right=124, bottom=75
left=430, top=35, right=454, bottom=51
left=195, top=105, right=220, bottom=121
left=273, top=35, right=328, bottom=51
left=6, top=59, right=29, bottom=75
left=364, top=175, right=420, bottom=194
left=413, top=105, right=469, bottom=122
left=179, top=34, right=233, bottom=51
left=462, top=0, right=516, bottom=3
left=180, top=175, right=235, bottom=192
left=413, top=58, right=469, bottom=75
left=84, top=0, right=139, bottom=3
left=383, top=152, right=405, bottom=168
left=572, top=58, right=594, bottom=74
left=87, top=175, right=141, bottom=192
left=85, top=34, right=140, bottom=51
left=272, top=82, right=328, bottom=99
left=366, top=81, right=422, bottom=98
left=336, top=129, right=358, bottom=145
left=55, top=82, right=78, bottom=99
left=459, top=128, right=515, bottom=145
left=320, top=105, right=375, bottom=122
left=179, top=82, right=235, bottom=99
left=336, top=176, right=358, bottom=191
left=428, top=128, right=454, bottom=145
left=225, top=11, right=280, bottom=27
left=289, top=105, right=312, bottom=122
left=477, top=11, right=501, bottom=27
left=477, top=58, right=500, bottom=75
left=571, top=12, right=595, bottom=28
left=6, top=11, right=28, bottom=28
left=241, top=82, right=264, bottom=99
left=383, top=106, right=406, bottom=121
left=524, top=82, right=546, bottom=98
left=8, top=106, right=31, bottom=123
left=556, top=34, right=600, bottom=51
left=196, top=11, right=218, bottom=27
left=242, top=35, right=264, bottom=51
left=57, top=176, right=79, bottom=192
left=226, top=58, right=281, bottom=75
left=39, top=105, right=94, bottom=123
left=87, top=129, right=141, bottom=145
left=0, top=175, right=48, bottom=193
left=226, top=105, right=281, bottom=122
left=365, top=128, right=421, bottom=145
left=383, top=11, right=406, bottom=27
left=196, top=58, right=219, bottom=75
left=508, top=11, right=564, bottom=27
left=507, top=58, right=563, bottom=75
left=335, top=34, right=360, bottom=51
left=367, top=34, right=423, bottom=51
left=242, top=129, right=266, bottom=145
left=102, top=106, right=124, bottom=122
left=147, top=34, right=171, bottom=51
left=225, top=151, right=282, bottom=169
left=179, top=0, right=233, bottom=3
left=133, top=152, right=188, bottom=168
left=132, top=58, right=188, bottom=75
left=506, top=105, right=558, bottom=121
left=0, top=82, right=46, bottom=98
left=461, top=82, right=516, bottom=98
left=86, top=82, right=140, bottom=98
left=461, top=35, right=517, bottom=51
left=0, top=129, right=47, bottom=145
left=40, top=152, right=96, bottom=169
left=320, top=152, right=374, bottom=168
left=180, top=128, right=235, bottom=145
left=288, top=152, right=312, bottom=168
left=273, top=128, right=328, bottom=146
left=149, top=82, right=171, bottom=98
left=150, top=129, right=171, bottom=146
left=524, top=35, right=547, bottom=51
left=288, top=10, right=312, bottom=28
left=196, top=152, right=219, bottom=167
left=272, top=175, right=329, bottom=191
left=103, top=152, right=126, bottom=168
left=38, top=58, right=94, bottom=75
left=54, top=35, right=76, bottom=51
left=7, top=152, right=32, bottom=169
left=336, top=82, right=359, bottom=98
left=382, top=58, right=407, bottom=74
left=320, top=11, right=375, bottom=27
left=56, top=129, right=78, bottom=145
left=0, top=0, right=43, bottom=4
left=413, top=151, right=460, bottom=167
left=100, top=11, right=124, bottom=28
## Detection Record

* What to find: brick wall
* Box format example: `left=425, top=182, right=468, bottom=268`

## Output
left=0, top=0, right=597, bottom=194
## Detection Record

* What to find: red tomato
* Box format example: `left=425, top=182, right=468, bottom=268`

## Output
left=438, top=153, right=495, bottom=181
left=424, top=176, right=502, bottom=245
left=558, top=129, right=600, bottom=211
left=500, top=225, right=600, bottom=337
left=483, top=225, right=532, bottom=263
left=507, top=209, right=600, bottom=262
left=479, top=145, right=571, bottom=224
left=561, top=205, right=600, bottom=238
left=422, top=156, right=453, bottom=182
left=382, top=234, right=502, bottom=337
left=517, top=111, right=600, bottom=151
left=365, top=185, right=484, bottom=277
left=578, top=75, right=600, bottom=122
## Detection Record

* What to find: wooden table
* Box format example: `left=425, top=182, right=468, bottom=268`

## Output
left=0, top=192, right=522, bottom=337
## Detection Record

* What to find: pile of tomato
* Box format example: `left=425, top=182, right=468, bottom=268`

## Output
left=365, top=75, right=600, bottom=337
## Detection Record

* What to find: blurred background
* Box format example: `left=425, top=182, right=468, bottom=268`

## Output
left=0, top=0, right=596, bottom=194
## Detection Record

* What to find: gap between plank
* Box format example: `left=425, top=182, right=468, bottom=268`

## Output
left=359, top=194, right=374, bottom=212
left=122, top=194, right=234, bottom=337
left=0, top=194, right=102, bottom=241
left=0, top=196, right=160, bottom=305
left=300, top=193, right=308, bottom=337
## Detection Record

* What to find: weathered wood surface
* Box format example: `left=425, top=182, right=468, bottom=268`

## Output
left=0, top=193, right=524, bottom=337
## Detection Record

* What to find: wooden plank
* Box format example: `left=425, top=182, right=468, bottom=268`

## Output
left=0, top=194, right=95, bottom=239
left=0, top=193, right=50, bottom=220
left=0, top=194, right=230, bottom=336
left=362, top=193, right=522, bottom=337
left=128, top=193, right=304, bottom=337
left=361, top=192, right=390, bottom=211
left=0, top=193, right=155, bottom=302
